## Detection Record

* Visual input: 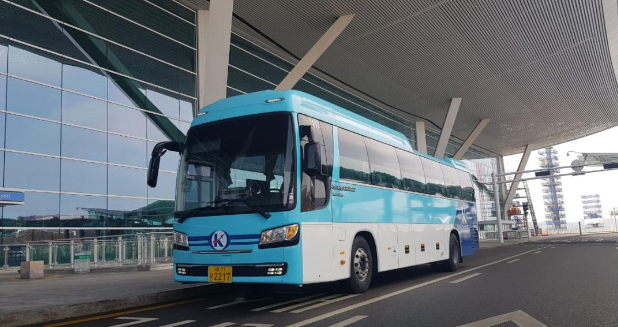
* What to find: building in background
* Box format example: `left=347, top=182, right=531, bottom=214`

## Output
left=538, top=147, right=567, bottom=229
left=582, top=194, right=604, bottom=228
left=0, top=0, right=497, bottom=245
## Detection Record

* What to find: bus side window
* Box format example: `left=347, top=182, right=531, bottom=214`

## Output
left=364, top=137, right=402, bottom=189
left=299, top=114, right=333, bottom=212
left=457, top=170, right=475, bottom=202
left=337, top=129, right=371, bottom=184
left=441, top=166, right=462, bottom=199
left=420, top=158, right=446, bottom=196
left=396, top=150, right=426, bottom=193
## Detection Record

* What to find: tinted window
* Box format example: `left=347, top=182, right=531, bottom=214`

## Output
left=396, top=150, right=426, bottom=193
left=8, top=46, right=61, bottom=86
left=60, top=194, right=107, bottom=227
left=298, top=114, right=333, bottom=212
left=0, top=74, right=6, bottom=111
left=6, top=115, right=60, bottom=155
left=61, top=160, right=107, bottom=194
left=108, top=166, right=147, bottom=197
left=441, top=166, right=462, bottom=199
left=106, top=197, right=148, bottom=227
left=62, top=64, right=107, bottom=99
left=420, top=158, right=445, bottom=196
left=147, top=88, right=179, bottom=119
left=61, top=126, right=107, bottom=162
left=457, top=170, right=475, bottom=202
left=108, top=104, right=146, bottom=138
left=0, top=42, right=7, bottom=73
left=7, top=77, right=61, bottom=120
left=338, top=129, right=370, bottom=184
left=108, top=134, right=147, bottom=168
left=364, top=137, right=401, bottom=189
left=3, top=192, right=60, bottom=227
left=4, top=152, right=60, bottom=191
left=62, top=92, right=107, bottom=130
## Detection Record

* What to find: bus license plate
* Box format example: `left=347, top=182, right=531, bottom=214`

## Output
left=208, top=266, right=232, bottom=283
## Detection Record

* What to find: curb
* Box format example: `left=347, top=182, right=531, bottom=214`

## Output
left=0, top=283, right=234, bottom=327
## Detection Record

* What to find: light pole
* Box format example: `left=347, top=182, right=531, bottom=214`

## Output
left=492, top=172, right=504, bottom=244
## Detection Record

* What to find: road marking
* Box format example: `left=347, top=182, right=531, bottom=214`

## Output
left=328, top=315, right=368, bottom=327
left=286, top=246, right=549, bottom=327
left=291, top=295, right=360, bottom=313
left=241, top=324, right=273, bottom=327
left=160, top=321, right=196, bottom=327
left=457, top=310, right=548, bottom=327
left=208, top=297, right=272, bottom=309
left=533, top=251, right=542, bottom=254
left=109, top=317, right=158, bottom=327
left=506, top=259, right=520, bottom=264
left=252, top=294, right=325, bottom=312
left=209, top=323, right=236, bottom=327
left=550, top=246, right=555, bottom=249
left=272, top=294, right=342, bottom=313
left=449, top=273, right=482, bottom=284
left=44, top=298, right=205, bottom=327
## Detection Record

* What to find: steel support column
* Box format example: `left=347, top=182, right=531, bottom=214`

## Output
left=504, top=145, right=533, bottom=217
left=434, top=98, right=462, bottom=158
left=198, top=0, right=234, bottom=108
left=275, top=14, right=355, bottom=90
left=453, top=118, right=490, bottom=160
left=415, top=121, right=427, bottom=153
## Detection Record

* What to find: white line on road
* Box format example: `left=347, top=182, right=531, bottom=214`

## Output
left=328, top=315, right=368, bottom=327
left=506, top=259, right=520, bottom=264
left=449, top=273, right=482, bottom=284
left=252, top=294, right=325, bottom=312
left=159, top=321, right=196, bottom=327
left=291, top=295, right=360, bottom=313
left=272, top=294, right=341, bottom=313
left=533, top=251, right=542, bottom=254
left=109, top=317, right=158, bottom=327
left=286, top=246, right=550, bottom=327
left=208, top=297, right=271, bottom=309
left=209, top=323, right=236, bottom=327
left=457, top=310, right=548, bottom=327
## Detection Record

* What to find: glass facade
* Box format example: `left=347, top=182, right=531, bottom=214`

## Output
left=0, top=0, right=195, bottom=243
left=0, top=0, right=497, bottom=245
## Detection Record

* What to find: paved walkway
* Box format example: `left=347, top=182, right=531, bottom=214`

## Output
left=0, top=266, right=218, bottom=327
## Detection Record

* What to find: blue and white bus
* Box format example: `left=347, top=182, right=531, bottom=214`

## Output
left=147, top=90, right=479, bottom=293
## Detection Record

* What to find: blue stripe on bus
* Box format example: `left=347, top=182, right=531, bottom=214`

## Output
left=189, top=241, right=260, bottom=247
left=188, top=234, right=260, bottom=242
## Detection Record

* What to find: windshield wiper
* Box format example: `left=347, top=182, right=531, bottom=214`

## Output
left=174, top=199, right=271, bottom=223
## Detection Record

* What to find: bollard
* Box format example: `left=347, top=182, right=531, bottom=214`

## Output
left=70, top=240, right=75, bottom=268
left=48, top=241, right=53, bottom=268
left=137, top=235, right=143, bottom=266
left=164, top=237, right=169, bottom=261
left=150, top=234, right=156, bottom=266
left=93, top=238, right=98, bottom=267
left=3, top=246, right=8, bottom=269
left=25, top=243, right=30, bottom=262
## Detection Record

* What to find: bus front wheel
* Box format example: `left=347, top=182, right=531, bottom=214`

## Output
left=346, top=236, right=373, bottom=294
left=445, top=233, right=460, bottom=272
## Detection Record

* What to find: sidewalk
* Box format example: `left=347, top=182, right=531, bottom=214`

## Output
left=0, top=266, right=221, bottom=327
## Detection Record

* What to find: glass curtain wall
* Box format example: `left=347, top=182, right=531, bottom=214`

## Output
left=0, top=0, right=196, bottom=244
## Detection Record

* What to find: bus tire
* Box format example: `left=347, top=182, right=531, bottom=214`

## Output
left=445, top=233, right=460, bottom=272
left=346, top=236, right=373, bottom=294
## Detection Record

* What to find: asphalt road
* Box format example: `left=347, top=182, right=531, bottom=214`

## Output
left=44, top=233, right=618, bottom=327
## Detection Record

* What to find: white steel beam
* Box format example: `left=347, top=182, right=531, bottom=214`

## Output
left=198, top=0, right=234, bottom=108
left=275, top=15, right=355, bottom=90
left=453, top=118, right=490, bottom=160
left=415, top=121, right=427, bottom=153
left=434, top=98, right=462, bottom=158
left=503, top=144, right=533, bottom=216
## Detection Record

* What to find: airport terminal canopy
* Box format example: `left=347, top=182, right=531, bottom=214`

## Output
left=184, top=0, right=618, bottom=156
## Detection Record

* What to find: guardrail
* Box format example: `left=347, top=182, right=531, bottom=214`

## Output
left=1, top=232, right=173, bottom=270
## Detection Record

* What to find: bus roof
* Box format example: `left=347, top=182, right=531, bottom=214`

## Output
left=195, top=90, right=466, bottom=170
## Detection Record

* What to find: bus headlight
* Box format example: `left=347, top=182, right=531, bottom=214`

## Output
left=259, top=224, right=299, bottom=249
left=173, top=231, right=189, bottom=250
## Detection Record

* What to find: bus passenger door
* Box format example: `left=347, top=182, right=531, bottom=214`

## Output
left=298, top=114, right=335, bottom=283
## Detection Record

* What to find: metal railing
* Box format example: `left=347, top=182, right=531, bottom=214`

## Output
left=1, top=232, right=173, bottom=270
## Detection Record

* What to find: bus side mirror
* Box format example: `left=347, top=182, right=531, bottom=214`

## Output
left=147, top=141, right=183, bottom=188
left=304, top=142, right=323, bottom=177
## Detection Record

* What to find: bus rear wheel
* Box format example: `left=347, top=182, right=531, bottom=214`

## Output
left=345, top=236, right=373, bottom=294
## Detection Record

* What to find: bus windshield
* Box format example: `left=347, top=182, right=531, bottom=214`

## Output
left=175, top=113, right=296, bottom=219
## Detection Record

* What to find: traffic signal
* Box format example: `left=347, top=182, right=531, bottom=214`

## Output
left=522, top=202, right=529, bottom=215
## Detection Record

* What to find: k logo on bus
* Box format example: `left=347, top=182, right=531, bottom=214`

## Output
left=210, top=230, right=230, bottom=250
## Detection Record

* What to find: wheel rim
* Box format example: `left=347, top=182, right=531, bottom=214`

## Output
left=354, top=247, right=370, bottom=281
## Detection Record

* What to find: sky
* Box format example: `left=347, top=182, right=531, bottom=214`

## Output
left=503, top=126, right=618, bottom=229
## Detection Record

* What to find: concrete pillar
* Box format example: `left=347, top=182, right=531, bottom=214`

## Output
left=415, top=121, right=427, bottom=154
left=276, top=14, right=355, bottom=90
left=504, top=145, right=534, bottom=216
left=198, top=0, right=234, bottom=108
left=453, top=118, right=490, bottom=160
left=435, top=98, right=462, bottom=158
